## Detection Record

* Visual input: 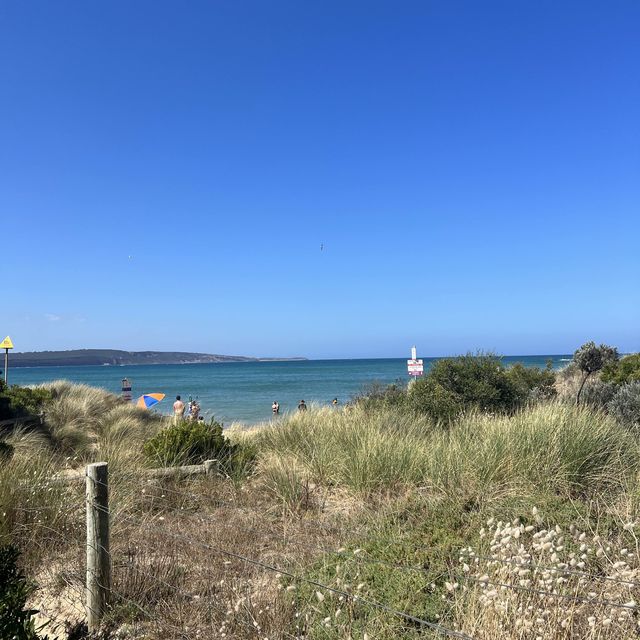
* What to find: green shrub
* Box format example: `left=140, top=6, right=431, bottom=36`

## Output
left=143, top=419, right=237, bottom=467
left=0, top=545, right=46, bottom=640
left=0, top=382, right=51, bottom=421
left=353, top=381, right=408, bottom=412
left=356, top=356, right=557, bottom=423
left=608, top=382, right=640, bottom=430
left=581, top=379, right=617, bottom=409
left=602, top=353, right=640, bottom=385
left=409, top=378, right=461, bottom=421
left=408, top=354, right=519, bottom=421
left=505, top=362, right=556, bottom=403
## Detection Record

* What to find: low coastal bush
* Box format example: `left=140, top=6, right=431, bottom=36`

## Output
left=580, top=379, right=617, bottom=409
left=355, top=347, right=640, bottom=430
left=0, top=381, right=51, bottom=421
left=0, top=545, right=45, bottom=640
left=408, top=353, right=520, bottom=422
left=143, top=418, right=238, bottom=467
left=608, top=381, right=640, bottom=430
left=602, top=353, right=640, bottom=385
left=355, top=354, right=558, bottom=423
left=352, top=381, right=408, bottom=413
left=505, top=361, right=557, bottom=402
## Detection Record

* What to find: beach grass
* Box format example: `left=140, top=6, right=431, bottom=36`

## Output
left=249, top=401, right=635, bottom=503
left=4, top=381, right=640, bottom=638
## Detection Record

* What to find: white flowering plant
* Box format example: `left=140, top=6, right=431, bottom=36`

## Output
left=450, top=508, right=640, bottom=639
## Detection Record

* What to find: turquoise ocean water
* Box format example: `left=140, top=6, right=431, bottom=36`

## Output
left=9, top=356, right=571, bottom=425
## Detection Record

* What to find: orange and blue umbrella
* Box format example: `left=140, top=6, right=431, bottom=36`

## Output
left=136, top=393, right=165, bottom=409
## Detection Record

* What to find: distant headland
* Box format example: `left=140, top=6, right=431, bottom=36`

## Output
left=10, top=349, right=308, bottom=368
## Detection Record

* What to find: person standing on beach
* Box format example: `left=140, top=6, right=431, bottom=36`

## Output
left=297, top=399, right=307, bottom=412
left=173, top=395, right=185, bottom=424
left=272, top=401, right=280, bottom=415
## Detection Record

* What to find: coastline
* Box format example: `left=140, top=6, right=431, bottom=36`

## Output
left=8, top=356, right=573, bottom=425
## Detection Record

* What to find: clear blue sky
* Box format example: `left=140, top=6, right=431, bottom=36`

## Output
left=1, top=1, right=638, bottom=358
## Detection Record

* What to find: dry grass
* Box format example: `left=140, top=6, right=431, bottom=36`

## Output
left=16, top=469, right=365, bottom=639
left=0, top=381, right=364, bottom=637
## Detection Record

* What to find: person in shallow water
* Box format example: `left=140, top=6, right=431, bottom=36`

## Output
left=188, top=398, right=201, bottom=421
left=332, top=397, right=338, bottom=406
left=272, top=400, right=280, bottom=415
left=297, top=399, right=307, bottom=411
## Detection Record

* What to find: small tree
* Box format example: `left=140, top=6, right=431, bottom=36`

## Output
left=573, top=341, right=618, bottom=405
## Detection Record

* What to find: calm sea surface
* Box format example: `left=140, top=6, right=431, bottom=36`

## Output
left=9, top=356, right=571, bottom=425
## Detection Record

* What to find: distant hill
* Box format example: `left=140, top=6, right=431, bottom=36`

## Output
left=9, top=349, right=307, bottom=368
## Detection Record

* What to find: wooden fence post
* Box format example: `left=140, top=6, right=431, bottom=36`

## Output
left=86, top=462, right=111, bottom=631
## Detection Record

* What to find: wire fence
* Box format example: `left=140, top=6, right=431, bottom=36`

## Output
left=10, top=462, right=640, bottom=640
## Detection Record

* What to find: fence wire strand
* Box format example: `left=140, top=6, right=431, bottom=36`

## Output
left=99, top=476, right=640, bottom=591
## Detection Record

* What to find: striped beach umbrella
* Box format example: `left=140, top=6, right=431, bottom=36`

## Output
left=136, top=393, right=165, bottom=409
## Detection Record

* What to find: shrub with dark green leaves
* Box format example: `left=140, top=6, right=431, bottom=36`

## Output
left=353, top=382, right=408, bottom=412
left=409, top=377, right=461, bottom=421
left=505, top=362, right=557, bottom=403
left=0, top=381, right=51, bottom=421
left=608, top=382, right=640, bottom=430
left=143, top=419, right=237, bottom=467
left=0, top=545, right=46, bottom=640
left=602, top=354, right=640, bottom=386
left=408, top=354, right=520, bottom=422
left=356, top=355, right=558, bottom=423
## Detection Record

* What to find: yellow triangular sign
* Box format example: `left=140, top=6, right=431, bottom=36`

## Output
left=0, top=336, right=14, bottom=349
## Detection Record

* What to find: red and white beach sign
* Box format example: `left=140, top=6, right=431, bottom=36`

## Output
left=407, top=359, right=424, bottom=376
